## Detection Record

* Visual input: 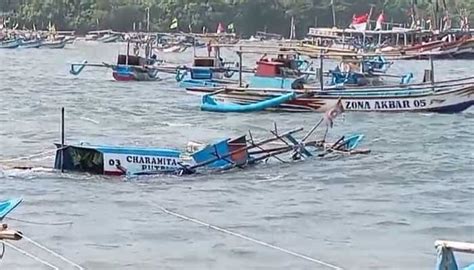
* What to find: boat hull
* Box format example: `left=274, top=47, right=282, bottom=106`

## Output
left=54, top=144, right=183, bottom=175
left=41, top=40, right=66, bottom=49
left=0, top=39, right=21, bottom=49
left=187, top=82, right=474, bottom=113
left=112, top=65, right=160, bottom=81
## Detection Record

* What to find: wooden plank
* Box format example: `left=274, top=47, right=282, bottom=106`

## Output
left=435, top=240, right=474, bottom=254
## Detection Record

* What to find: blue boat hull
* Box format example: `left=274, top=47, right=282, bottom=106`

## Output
left=0, top=198, right=23, bottom=220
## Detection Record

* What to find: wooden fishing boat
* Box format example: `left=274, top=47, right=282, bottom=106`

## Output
left=0, top=38, right=21, bottom=49
left=51, top=107, right=368, bottom=176
left=189, top=76, right=474, bottom=113
left=70, top=41, right=165, bottom=81
left=435, top=240, right=474, bottom=270
left=176, top=46, right=242, bottom=88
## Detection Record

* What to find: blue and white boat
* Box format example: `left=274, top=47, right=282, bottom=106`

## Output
left=176, top=55, right=239, bottom=88
left=19, top=39, right=42, bottom=49
left=40, top=39, right=66, bottom=49
left=53, top=109, right=368, bottom=176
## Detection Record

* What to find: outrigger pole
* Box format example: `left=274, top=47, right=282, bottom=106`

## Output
left=61, top=107, right=65, bottom=173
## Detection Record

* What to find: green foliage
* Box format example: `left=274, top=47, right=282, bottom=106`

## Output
left=2, top=0, right=473, bottom=35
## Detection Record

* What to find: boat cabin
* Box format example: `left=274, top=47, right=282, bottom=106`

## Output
left=255, top=55, right=300, bottom=78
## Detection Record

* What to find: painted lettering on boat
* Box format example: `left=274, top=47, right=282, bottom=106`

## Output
left=344, top=99, right=426, bottom=110
left=125, top=155, right=178, bottom=166
left=103, top=153, right=181, bottom=173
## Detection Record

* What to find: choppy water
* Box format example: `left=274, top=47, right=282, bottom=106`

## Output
left=0, top=42, right=473, bottom=269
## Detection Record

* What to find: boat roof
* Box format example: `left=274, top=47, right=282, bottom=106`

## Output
left=62, top=144, right=181, bottom=157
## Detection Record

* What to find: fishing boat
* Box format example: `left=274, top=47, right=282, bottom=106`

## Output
left=70, top=41, right=165, bottom=81
left=19, top=38, right=42, bottom=48
left=435, top=240, right=474, bottom=270
left=40, top=39, right=66, bottom=49
left=190, top=74, right=474, bottom=113
left=51, top=106, right=368, bottom=176
left=176, top=45, right=241, bottom=88
left=0, top=38, right=21, bottom=49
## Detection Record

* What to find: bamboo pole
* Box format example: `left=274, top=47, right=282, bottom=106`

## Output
left=60, top=107, right=65, bottom=173
left=238, top=46, right=243, bottom=87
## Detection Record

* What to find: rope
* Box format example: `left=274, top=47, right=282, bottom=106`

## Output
left=18, top=233, right=84, bottom=270
left=6, top=217, right=73, bottom=226
left=152, top=203, right=343, bottom=270
left=1, top=241, right=59, bottom=270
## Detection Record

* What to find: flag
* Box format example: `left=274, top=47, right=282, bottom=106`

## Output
left=227, top=23, right=234, bottom=32
left=324, top=99, right=344, bottom=128
left=375, top=11, right=385, bottom=30
left=170, top=17, right=178, bottom=30
left=217, top=22, right=225, bottom=34
left=350, top=14, right=368, bottom=31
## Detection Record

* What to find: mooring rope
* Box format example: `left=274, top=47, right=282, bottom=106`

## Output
left=153, top=204, right=343, bottom=270
left=1, top=240, right=59, bottom=270
left=6, top=217, right=73, bottom=226
left=18, top=233, right=85, bottom=270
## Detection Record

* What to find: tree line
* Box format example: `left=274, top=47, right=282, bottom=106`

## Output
left=1, top=0, right=473, bottom=36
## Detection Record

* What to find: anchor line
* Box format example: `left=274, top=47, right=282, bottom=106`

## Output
left=18, top=233, right=85, bottom=270
left=152, top=203, right=343, bottom=270
left=1, top=240, right=59, bottom=270
left=6, top=217, right=73, bottom=226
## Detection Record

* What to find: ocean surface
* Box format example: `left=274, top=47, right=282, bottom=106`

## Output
left=0, top=42, right=473, bottom=269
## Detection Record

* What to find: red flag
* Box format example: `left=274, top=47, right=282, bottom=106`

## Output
left=325, top=99, right=344, bottom=128
left=351, top=14, right=369, bottom=31
left=352, top=14, right=369, bottom=25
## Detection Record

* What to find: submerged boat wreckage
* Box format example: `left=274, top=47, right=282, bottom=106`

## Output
left=50, top=103, right=369, bottom=177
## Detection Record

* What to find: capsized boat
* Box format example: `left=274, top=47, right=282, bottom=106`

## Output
left=52, top=106, right=369, bottom=176
left=40, top=39, right=66, bottom=49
